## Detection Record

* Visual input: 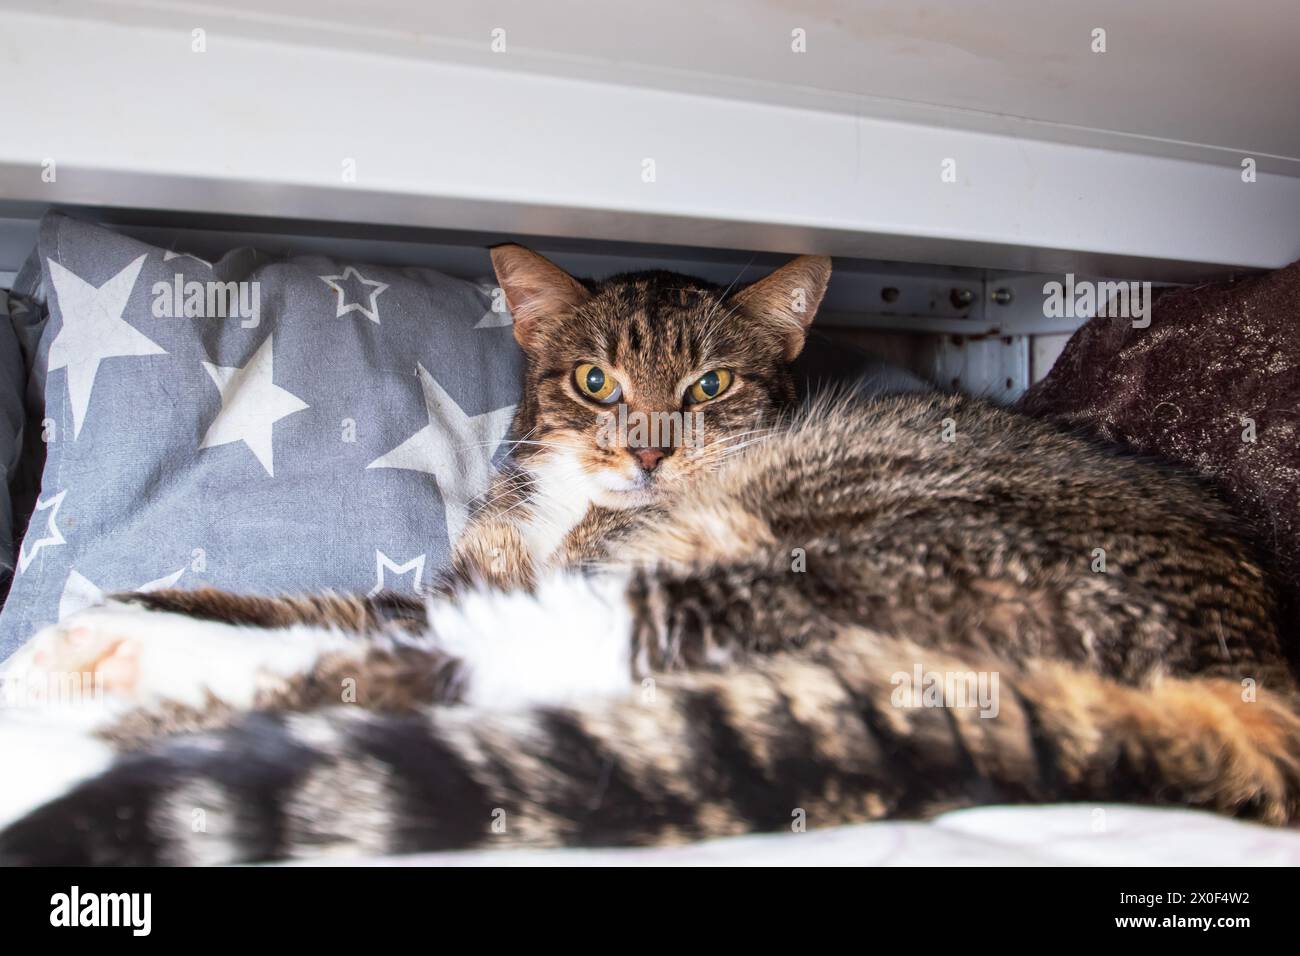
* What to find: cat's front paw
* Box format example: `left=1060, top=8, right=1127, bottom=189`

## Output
left=2, top=606, right=145, bottom=709
left=2, top=601, right=354, bottom=713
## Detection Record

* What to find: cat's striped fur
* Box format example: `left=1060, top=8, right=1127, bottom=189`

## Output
left=7, top=628, right=1298, bottom=865
left=0, top=251, right=1297, bottom=864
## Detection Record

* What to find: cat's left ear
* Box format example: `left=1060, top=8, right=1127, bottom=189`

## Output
left=729, top=255, right=832, bottom=360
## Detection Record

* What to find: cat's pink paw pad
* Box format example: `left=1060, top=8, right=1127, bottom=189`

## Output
left=6, top=617, right=145, bottom=700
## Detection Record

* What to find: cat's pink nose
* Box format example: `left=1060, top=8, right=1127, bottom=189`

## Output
left=631, top=447, right=666, bottom=473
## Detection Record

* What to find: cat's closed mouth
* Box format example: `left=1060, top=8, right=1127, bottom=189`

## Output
left=599, top=473, right=661, bottom=506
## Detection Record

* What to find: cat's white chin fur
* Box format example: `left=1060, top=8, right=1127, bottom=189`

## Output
left=428, top=571, right=635, bottom=711
left=515, top=448, right=597, bottom=564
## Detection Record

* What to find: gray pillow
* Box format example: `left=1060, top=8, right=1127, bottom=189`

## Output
left=0, top=213, right=522, bottom=660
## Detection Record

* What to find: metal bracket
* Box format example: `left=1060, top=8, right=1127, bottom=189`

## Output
left=818, top=267, right=1154, bottom=337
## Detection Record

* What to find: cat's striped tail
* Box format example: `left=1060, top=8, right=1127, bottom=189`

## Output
left=1, top=614, right=1298, bottom=864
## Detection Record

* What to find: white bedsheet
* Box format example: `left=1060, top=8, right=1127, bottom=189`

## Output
left=304, top=804, right=1300, bottom=866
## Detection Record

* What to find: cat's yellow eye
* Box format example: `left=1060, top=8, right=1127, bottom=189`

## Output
left=574, top=363, right=622, bottom=403
left=687, top=369, right=733, bottom=404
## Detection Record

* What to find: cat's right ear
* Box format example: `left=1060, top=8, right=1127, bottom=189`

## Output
left=490, top=244, right=590, bottom=351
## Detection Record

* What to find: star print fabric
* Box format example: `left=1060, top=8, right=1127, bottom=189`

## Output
left=0, top=213, right=522, bottom=660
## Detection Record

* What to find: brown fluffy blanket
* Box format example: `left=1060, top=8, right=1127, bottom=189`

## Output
left=1019, top=262, right=1300, bottom=595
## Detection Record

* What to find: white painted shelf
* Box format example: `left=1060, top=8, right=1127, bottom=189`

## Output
left=1, top=0, right=1298, bottom=280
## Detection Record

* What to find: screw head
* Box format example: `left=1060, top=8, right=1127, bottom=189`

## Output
left=949, top=288, right=975, bottom=310
left=991, top=287, right=1015, bottom=306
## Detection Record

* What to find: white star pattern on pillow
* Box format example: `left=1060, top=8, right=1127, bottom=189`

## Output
left=367, top=550, right=427, bottom=596
left=199, top=335, right=309, bottom=477
left=319, top=266, right=389, bottom=324
left=17, top=490, right=67, bottom=575
left=367, top=364, right=515, bottom=540
left=474, top=282, right=514, bottom=329
left=163, top=249, right=213, bottom=270
left=46, top=256, right=167, bottom=438
left=58, top=567, right=187, bottom=621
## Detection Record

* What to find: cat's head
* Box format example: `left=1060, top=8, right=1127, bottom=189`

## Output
left=491, top=244, right=831, bottom=509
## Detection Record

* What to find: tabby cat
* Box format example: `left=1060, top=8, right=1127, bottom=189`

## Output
left=0, top=246, right=1297, bottom=865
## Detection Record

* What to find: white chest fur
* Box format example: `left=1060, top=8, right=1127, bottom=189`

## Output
left=514, top=452, right=595, bottom=565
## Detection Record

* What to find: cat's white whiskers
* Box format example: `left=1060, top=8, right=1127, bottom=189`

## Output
left=690, top=428, right=777, bottom=465
left=702, top=426, right=776, bottom=446
left=492, top=440, right=576, bottom=452
left=457, top=431, right=563, bottom=453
